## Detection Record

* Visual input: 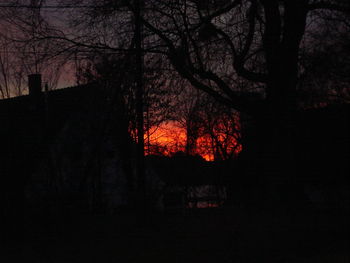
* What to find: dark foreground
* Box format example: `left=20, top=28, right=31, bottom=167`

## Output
left=4, top=206, right=349, bottom=263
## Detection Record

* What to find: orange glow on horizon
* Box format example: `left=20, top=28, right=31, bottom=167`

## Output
left=145, top=119, right=241, bottom=161
left=145, top=121, right=187, bottom=156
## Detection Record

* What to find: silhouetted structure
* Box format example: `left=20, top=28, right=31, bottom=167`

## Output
left=0, top=75, right=137, bottom=223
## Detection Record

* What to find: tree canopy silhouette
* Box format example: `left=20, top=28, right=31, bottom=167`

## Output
left=3, top=0, right=350, bottom=183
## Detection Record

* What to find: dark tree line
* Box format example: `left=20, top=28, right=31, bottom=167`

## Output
left=1, top=0, right=350, bottom=204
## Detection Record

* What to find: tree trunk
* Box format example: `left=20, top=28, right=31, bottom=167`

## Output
left=242, top=0, right=308, bottom=208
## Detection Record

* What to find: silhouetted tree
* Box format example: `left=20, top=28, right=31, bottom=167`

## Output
left=0, top=35, right=25, bottom=98
left=199, top=97, right=241, bottom=160
left=164, top=86, right=241, bottom=160
left=0, top=1, right=65, bottom=95
left=137, top=0, right=350, bottom=192
left=299, top=11, right=350, bottom=107
left=5, top=0, right=350, bottom=203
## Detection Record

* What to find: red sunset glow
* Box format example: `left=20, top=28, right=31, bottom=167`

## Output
left=145, top=119, right=242, bottom=161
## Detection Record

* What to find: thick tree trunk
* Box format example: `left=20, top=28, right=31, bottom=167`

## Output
left=239, top=0, right=308, bottom=208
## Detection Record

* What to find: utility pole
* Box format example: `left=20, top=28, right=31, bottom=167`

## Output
left=134, top=0, right=146, bottom=213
